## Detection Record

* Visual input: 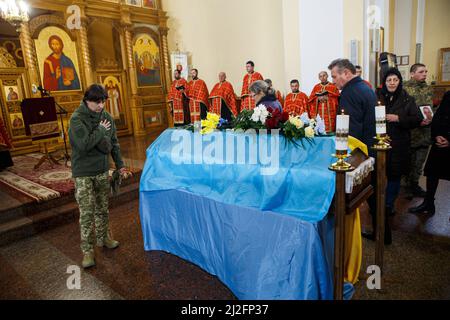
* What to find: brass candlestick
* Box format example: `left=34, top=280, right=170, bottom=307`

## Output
left=329, top=150, right=354, bottom=171
left=373, top=134, right=392, bottom=150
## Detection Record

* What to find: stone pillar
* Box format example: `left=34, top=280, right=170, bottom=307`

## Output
left=18, top=22, right=41, bottom=98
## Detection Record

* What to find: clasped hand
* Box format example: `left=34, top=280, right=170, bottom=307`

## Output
left=100, top=119, right=111, bottom=131
left=436, top=136, right=449, bottom=148
left=119, top=167, right=133, bottom=179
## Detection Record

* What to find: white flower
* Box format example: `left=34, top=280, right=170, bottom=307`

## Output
left=251, top=110, right=261, bottom=122
left=300, top=112, right=310, bottom=125
left=252, top=104, right=269, bottom=124
left=289, top=116, right=304, bottom=129
left=305, top=126, right=315, bottom=138
left=314, top=114, right=326, bottom=135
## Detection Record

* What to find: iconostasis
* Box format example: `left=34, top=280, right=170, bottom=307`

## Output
left=0, top=0, right=171, bottom=155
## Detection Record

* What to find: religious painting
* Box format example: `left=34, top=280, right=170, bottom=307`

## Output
left=438, top=47, right=450, bottom=85
left=133, top=34, right=161, bottom=87
left=4, top=85, right=19, bottom=101
left=10, top=113, right=24, bottom=129
left=170, top=52, right=188, bottom=80
left=126, top=0, right=142, bottom=6
left=0, top=75, right=26, bottom=137
left=0, top=39, right=24, bottom=67
left=34, top=26, right=81, bottom=92
left=144, top=110, right=164, bottom=128
left=98, top=73, right=128, bottom=129
left=143, top=0, right=157, bottom=9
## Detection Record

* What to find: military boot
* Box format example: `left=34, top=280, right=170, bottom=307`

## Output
left=97, top=238, right=120, bottom=249
left=82, top=251, right=95, bottom=268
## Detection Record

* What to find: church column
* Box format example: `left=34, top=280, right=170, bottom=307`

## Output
left=123, top=24, right=146, bottom=136
left=159, top=26, right=174, bottom=127
left=77, top=17, right=94, bottom=87
left=18, top=22, right=41, bottom=98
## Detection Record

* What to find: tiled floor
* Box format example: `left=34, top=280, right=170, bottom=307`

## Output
left=0, top=134, right=449, bottom=300
left=0, top=199, right=235, bottom=300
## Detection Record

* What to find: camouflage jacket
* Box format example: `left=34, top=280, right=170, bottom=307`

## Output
left=403, top=79, right=434, bottom=147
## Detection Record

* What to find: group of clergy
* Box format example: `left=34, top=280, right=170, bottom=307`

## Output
left=168, top=60, right=352, bottom=133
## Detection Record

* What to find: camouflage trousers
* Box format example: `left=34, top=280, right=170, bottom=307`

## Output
left=405, top=146, right=430, bottom=188
left=74, top=171, right=110, bottom=254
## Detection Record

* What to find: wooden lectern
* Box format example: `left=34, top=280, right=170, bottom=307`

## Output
left=21, top=97, right=61, bottom=169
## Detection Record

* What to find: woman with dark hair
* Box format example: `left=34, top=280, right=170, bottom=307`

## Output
left=69, top=84, right=130, bottom=268
left=378, top=68, right=422, bottom=213
left=249, top=80, right=282, bottom=111
left=409, top=90, right=450, bottom=215
left=366, top=68, right=421, bottom=244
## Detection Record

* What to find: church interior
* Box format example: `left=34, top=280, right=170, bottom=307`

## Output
left=0, top=0, right=449, bottom=302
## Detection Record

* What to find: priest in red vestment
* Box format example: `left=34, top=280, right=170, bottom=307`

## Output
left=186, top=69, right=210, bottom=122
left=209, top=72, right=237, bottom=121
left=284, top=79, right=309, bottom=116
left=168, top=69, right=189, bottom=125
left=308, top=71, right=340, bottom=133
left=240, top=61, right=264, bottom=110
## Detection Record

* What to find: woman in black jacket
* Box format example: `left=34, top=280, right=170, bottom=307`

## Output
left=378, top=68, right=422, bottom=212
left=367, top=68, right=421, bottom=244
left=409, top=90, right=450, bottom=215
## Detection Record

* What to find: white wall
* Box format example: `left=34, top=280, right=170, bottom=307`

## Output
left=163, top=0, right=287, bottom=95
left=281, top=0, right=302, bottom=93
left=299, top=0, right=344, bottom=94
left=394, top=0, right=413, bottom=56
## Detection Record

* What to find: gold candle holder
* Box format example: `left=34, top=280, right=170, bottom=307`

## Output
left=329, top=150, right=354, bottom=171
left=373, top=134, right=392, bottom=150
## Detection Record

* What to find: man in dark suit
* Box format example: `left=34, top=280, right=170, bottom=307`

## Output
left=329, top=59, right=386, bottom=243
left=328, top=58, right=377, bottom=153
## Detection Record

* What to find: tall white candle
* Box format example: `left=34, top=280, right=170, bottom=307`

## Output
left=375, top=105, right=386, bottom=134
left=336, top=114, right=349, bottom=131
left=336, top=114, right=349, bottom=151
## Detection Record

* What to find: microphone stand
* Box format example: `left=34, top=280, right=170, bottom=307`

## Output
left=40, top=89, right=71, bottom=166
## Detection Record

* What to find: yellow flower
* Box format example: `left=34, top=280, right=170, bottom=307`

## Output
left=289, top=116, right=304, bottom=129
left=200, top=127, right=214, bottom=135
left=200, top=116, right=219, bottom=135
left=305, top=126, right=315, bottom=138
left=207, top=112, right=220, bottom=124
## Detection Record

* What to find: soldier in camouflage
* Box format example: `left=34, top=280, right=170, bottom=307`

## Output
left=403, top=63, right=434, bottom=198
left=69, top=84, right=129, bottom=268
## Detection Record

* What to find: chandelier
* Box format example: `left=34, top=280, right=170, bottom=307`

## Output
left=0, top=0, right=29, bottom=30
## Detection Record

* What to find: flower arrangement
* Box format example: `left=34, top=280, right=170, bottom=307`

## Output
left=179, top=105, right=326, bottom=146
left=200, top=112, right=220, bottom=135
left=233, top=105, right=326, bottom=146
